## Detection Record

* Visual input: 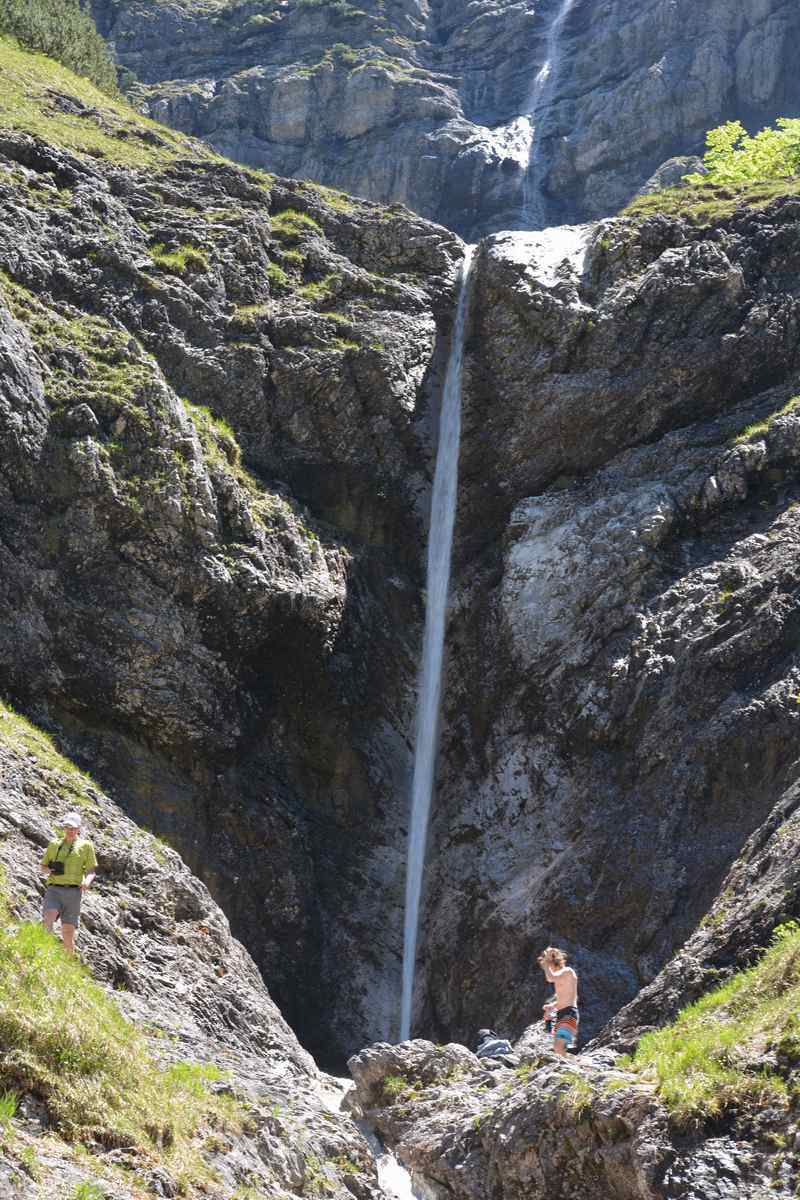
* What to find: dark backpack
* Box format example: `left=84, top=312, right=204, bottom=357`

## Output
left=475, top=1035, right=513, bottom=1058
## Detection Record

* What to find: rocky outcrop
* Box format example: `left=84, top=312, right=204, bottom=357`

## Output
left=598, top=776, right=800, bottom=1053
left=347, top=1038, right=799, bottom=1199
left=0, top=82, right=463, bottom=1063
left=415, top=200, right=800, bottom=1047
left=88, top=0, right=800, bottom=234
left=0, top=706, right=384, bottom=1199
left=90, top=0, right=539, bottom=239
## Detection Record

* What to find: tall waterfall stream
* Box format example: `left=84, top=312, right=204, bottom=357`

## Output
left=522, top=0, right=577, bottom=226
left=400, top=246, right=476, bottom=1041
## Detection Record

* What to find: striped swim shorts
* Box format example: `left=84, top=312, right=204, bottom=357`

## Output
left=554, top=1005, right=579, bottom=1048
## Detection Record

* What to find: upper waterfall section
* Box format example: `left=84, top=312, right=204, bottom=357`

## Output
left=93, top=0, right=800, bottom=238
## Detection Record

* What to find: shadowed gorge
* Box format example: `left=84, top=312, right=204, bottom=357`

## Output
left=1, top=5, right=800, bottom=1198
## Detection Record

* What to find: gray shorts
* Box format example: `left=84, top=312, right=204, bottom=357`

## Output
left=42, top=885, right=82, bottom=927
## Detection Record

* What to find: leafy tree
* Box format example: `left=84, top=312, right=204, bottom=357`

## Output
left=0, top=0, right=117, bottom=94
left=686, top=118, right=800, bottom=186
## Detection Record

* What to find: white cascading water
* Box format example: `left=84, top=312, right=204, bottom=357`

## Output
left=521, top=0, right=577, bottom=227
left=400, top=246, right=476, bottom=1042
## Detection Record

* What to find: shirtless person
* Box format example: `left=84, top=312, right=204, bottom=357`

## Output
left=538, top=946, right=579, bottom=1056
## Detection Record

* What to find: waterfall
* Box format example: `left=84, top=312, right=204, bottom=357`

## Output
left=521, top=0, right=577, bottom=227
left=400, top=246, right=475, bottom=1042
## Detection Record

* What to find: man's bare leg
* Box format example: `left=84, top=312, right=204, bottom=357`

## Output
left=43, top=909, right=58, bottom=935
left=553, top=1037, right=567, bottom=1057
left=61, top=922, right=77, bottom=955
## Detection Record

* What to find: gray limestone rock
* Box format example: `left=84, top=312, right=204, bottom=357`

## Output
left=89, top=0, right=800, bottom=234
left=414, top=199, right=800, bottom=1055
left=0, top=127, right=463, bottom=1064
left=347, top=1037, right=796, bottom=1199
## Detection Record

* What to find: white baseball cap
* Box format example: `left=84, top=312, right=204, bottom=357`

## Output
left=60, top=812, right=82, bottom=829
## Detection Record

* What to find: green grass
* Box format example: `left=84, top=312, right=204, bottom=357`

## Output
left=184, top=401, right=319, bottom=547
left=185, top=402, right=241, bottom=470
left=0, top=273, right=155, bottom=416
left=0, top=699, right=98, bottom=811
left=381, top=1074, right=409, bottom=1101
left=559, top=1075, right=594, bottom=1119
left=0, top=1089, right=17, bottom=1124
left=18, top=1145, right=40, bottom=1180
left=0, top=0, right=117, bottom=94
left=0, top=880, right=248, bottom=1194
left=0, top=272, right=185, bottom=523
left=730, top=395, right=800, bottom=444
left=269, top=208, right=323, bottom=242
left=149, top=242, right=210, bottom=276
left=0, top=916, right=242, bottom=1166
left=70, top=1184, right=104, bottom=1200
left=0, top=34, right=213, bottom=168
left=267, top=262, right=291, bottom=291
left=312, top=183, right=357, bottom=214
left=620, top=922, right=800, bottom=1129
left=623, top=175, right=800, bottom=226
left=297, top=272, right=339, bottom=303
left=163, top=1061, right=226, bottom=1099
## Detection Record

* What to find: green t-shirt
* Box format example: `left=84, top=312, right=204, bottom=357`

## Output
left=43, top=837, right=97, bottom=887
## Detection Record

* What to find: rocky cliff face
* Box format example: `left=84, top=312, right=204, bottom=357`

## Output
left=0, top=703, right=385, bottom=1199
left=5, top=20, right=800, bottom=1191
left=88, top=0, right=800, bottom=236
left=417, top=200, right=800, bottom=1046
left=0, top=44, right=464, bottom=1065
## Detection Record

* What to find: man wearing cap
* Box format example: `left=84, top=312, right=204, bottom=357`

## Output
left=40, top=812, right=98, bottom=954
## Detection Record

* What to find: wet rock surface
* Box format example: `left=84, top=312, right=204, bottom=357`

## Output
left=88, top=0, right=800, bottom=233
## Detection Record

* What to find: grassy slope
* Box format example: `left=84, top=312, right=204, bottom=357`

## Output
left=0, top=702, right=244, bottom=1195
left=0, top=33, right=215, bottom=167
left=623, top=174, right=800, bottom=225
left=620, top=923, right=800, bottom=1128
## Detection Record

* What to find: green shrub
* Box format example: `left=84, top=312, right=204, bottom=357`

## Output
left=0, top=0, right=117, bottom=93
left=621, top=922, right=800, bottom=1129
left=685, top=118, right=800, bottom=187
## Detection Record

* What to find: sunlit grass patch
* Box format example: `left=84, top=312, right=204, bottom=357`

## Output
left=269, top=208, right=323, bottom=242
left=149, top=242, right=210, bottom=276
left=0, top=699, right=97, bottom=811
left=0, top=34, right=212, bottom=168
left=623, top=176, right=800, bottom=226
left=0, top=915, right=241, bottom=1174
left=183, top=401, right=320, bottom=547
left=297, top=272, right=339, bottom=303
left=620, top=922, right=800, bottom=1129
left=729, top=395, right=800, bottom=445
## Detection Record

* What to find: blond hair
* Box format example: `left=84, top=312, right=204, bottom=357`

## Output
left=541, top=946, right=566, bottom=967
